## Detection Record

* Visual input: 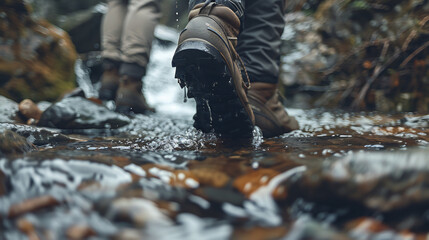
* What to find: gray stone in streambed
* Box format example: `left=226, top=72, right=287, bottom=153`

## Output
left=37, top=97, right=130, bottom=129
left=403, top=115, right=429, bottom=128
left=0, top=123, right=74, bottom=146
left=0, top=96, right=19, bottom=123
left=283, top=217, right=352, bottom=240
left=106, top=198, right=173, bottom=227
left=285, top=148, right=429, bottom=212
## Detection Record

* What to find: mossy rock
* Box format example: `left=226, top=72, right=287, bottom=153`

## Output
left=0, top=0, right=77, bottom=102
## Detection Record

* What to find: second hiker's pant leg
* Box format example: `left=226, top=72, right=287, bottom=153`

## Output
left=236, top=0, right=286, bottom=84
left=102, top=0, right=128, bottom=64
left=119, top=0, right=161, bottom=77
left=187, top=0, right=285, bottom=84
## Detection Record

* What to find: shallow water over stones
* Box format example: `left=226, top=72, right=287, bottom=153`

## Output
left=1, top=40, right=429, bottom=239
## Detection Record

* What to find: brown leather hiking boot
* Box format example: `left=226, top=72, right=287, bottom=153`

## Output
left=247, top=83, right=299, bottom=138
left=115, top=75, right=154, bottom=114
left=99, top=68, right=120, bottom=101
left=171, top=2, right=255, bottom=138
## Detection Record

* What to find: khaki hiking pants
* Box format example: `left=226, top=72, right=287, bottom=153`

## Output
left=102, top=0, right=161, bottom=72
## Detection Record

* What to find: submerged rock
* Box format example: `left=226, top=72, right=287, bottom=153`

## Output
left=0, top=0, right=77, bottom=102
left=66, top=225, right=96, bottom=240
left=37, top=97, right=130, bottom=129
left=8, top=195, right=59, bottom=218
left=107, top=198, right=173, bottom=227
left=0, top=123, right=74, bottom=146
left=403, top=115, right=429, bottom=128
left=286, top=149, right=429, bottom=212
left=0, top=130, right=35, bottom=155
left=284, top=217, right=352, bottom=240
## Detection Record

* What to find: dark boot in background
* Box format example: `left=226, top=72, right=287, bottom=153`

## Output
left=172, top=2, right=254, bottom=137
left=115, top=75, right=154, bottom=114
left=248, top=83, right=299, bottom=138
left=99, top=67, right=120, bottom=101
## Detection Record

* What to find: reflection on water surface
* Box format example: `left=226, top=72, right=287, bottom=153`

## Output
left=1, top=37, right=429, bottom=240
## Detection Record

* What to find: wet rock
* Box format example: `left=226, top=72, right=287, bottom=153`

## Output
left=169, top=170, right=200, bottom=189
left=233, top=169, right=280, bottom=198
left=37, top=97, right=130, bottom=129
left=66, top=225, right=96, bottom=240
left=0, top=130, right=35, bottom=155
left=8, top=195, right=59, bottom=218
left=0, top=0, right=77, bottom=102
left=283, top=217, right=352, bottom=240
left=286, top=149, right=429, bottom=212
left=18, top=99, right=43, bottom=123
left=0, top=123, right=75, bottom=146
left=403, top=115, right=429, bottom=128
left=0, top=96, right=19, bottom=123
left=190, top=168, right=230, bottom=188
left=345, top=218, right=419, bottom=240
left=143, top=164, right=200, bottom=189
left=127, top=177, right=190, bottom=203
left=17, top=218, right=40, bottom=240
left=232, top=226, right=288, bottom=240
left=113, top=229, right=142, bottom=240
left=107, top=198, right=172, bottom=227
left=198, top=187, right=246, bottom=206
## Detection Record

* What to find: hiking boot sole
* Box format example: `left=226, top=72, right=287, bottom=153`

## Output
left=172, top=40, right=254, bottom=138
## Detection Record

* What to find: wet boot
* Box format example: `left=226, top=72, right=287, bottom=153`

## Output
left=247, top=83, right=299, bottom=138
left=171, top=2, right=255, bottom=138
left=99, top=68, right=120, bottom=101
left=115, top=75, right=154, bottom=114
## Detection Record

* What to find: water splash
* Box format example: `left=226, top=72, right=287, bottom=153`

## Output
left=74, top=59, right=98, bottom=98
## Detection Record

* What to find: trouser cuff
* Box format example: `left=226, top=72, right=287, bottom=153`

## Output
left=119, top=62, right=146, bottom=79
left=103, top=58, right=121, bottom=71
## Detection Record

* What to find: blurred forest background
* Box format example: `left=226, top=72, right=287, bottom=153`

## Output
left=1, top=0, right=428, bottom=112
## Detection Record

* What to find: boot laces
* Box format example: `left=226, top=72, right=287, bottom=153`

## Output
left=231, top=46, right=251, bottom=90
left=201, top=0, right=216, bottom=12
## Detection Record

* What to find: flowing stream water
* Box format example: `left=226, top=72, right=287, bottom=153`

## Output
left=1, top=29, right=429, bottom=240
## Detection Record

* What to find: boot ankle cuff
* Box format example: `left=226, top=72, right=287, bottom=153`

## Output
left=119, top=63, right=146, bottom=79
left=103, top=59, right=121, bottom=71
left=220, top=0, right=244, bottom=20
